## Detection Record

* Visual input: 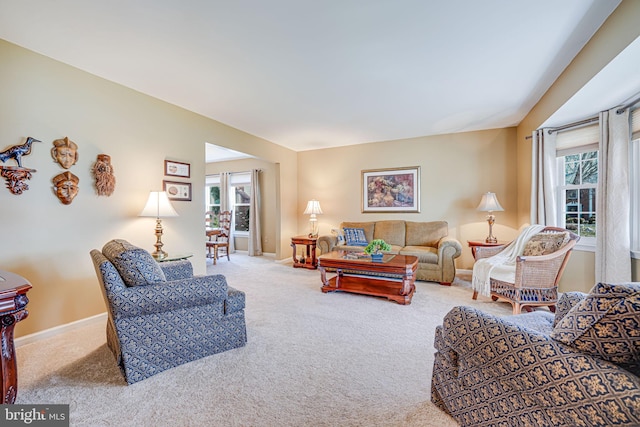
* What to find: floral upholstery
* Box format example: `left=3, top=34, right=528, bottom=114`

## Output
left=551, top=282, right=640, bottom=376
left=90, top=241, right=247, bottom=384
left=432, top=289, right=640, bottom=427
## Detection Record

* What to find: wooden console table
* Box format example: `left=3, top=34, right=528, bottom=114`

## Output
left=0, top=270, right=31, bottom=404
left=291, top=235, right=318, bottom=269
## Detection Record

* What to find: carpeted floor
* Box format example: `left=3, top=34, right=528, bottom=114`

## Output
left=16, top=253, right=514, bottom=427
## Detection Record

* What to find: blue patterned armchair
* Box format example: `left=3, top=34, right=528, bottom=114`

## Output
left=90, top=239, right=247, bottom=384
left=432, top=282, right=640, bottom=427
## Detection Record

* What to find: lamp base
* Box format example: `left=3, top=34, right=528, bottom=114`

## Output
left=485, top=214, right=497, bottom=244
left=152, top=250, right=168, bottom=260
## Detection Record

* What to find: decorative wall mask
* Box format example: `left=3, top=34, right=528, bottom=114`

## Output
left=51, top=137, right=78, bottom=169
left=0, top=136, right=39, bottom=195
left=92, top=154, right=116, bottom=196
left=52, top=171, right=79, bottom=205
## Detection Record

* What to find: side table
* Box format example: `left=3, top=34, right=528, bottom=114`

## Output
left=291, top=236, right=318, bottom=269
left=0, top=270, right=31, bottom=404
left=156, top=253, right=193, bottom=262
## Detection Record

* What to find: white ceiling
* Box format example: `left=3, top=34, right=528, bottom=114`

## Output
left=0, top=0, right=636, bottom=157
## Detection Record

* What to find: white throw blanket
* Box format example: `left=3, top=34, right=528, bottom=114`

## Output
left=471, top=224, right=545, bottom=297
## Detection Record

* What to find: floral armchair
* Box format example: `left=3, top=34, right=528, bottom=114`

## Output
left=432, top=282, right=640, bottom=427
left=90, top=239, right=247, bottom=384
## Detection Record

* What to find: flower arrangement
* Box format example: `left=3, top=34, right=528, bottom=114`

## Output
left=364, top=239, right=391, bottom=255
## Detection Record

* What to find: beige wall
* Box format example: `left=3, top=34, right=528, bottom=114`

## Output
left=0, top=39, right=297, bottom=337
left=516, top=0, right=640, bottom=292
left=297, top=128, right=521, bottom=269
left=205, top=157, right=278, bottom=253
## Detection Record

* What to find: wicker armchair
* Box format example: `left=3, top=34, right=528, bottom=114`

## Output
left=472, top=226, right=579, bottom=314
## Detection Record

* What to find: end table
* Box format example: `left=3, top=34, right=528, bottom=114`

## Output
left=291, top=236, right=318, bottom=269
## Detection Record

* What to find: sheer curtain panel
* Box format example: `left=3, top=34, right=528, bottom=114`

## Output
left=530, top=129, right=558, bottom=225
left=248, top=169, right=262, bottom=256
left=596, top=108, right=631, bottom=282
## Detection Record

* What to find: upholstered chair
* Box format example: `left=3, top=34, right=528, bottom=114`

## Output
left=90, top=239, right=247, bottom=384
left=432, top=283, right=640, bottom=426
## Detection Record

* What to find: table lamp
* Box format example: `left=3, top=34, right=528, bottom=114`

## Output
left=477, top=192, right=504, bottom=243
left=139, top=191, right=179, bottom=259
left=303, top=199, right=323, bottom=238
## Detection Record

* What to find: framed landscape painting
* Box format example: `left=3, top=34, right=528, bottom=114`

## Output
left=362, top=167, right=420, bottom=213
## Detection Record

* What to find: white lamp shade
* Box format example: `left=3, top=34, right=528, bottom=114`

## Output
left=476, top=192, right=504, bottom=212
left=139, top=191, right=179, bottom=218
left=303, top=199, right=323, bottom=215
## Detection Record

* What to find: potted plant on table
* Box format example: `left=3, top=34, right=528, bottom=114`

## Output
left=364, top=239, right=391, bottom=262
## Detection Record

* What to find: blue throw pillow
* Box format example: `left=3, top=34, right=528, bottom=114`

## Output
left=343, top=227, right=368, bottom=246
left=102, top=239, right=166, bottom=287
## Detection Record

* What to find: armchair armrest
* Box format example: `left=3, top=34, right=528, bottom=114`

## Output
left=107, top=274, right=229, bottom=318
left=438, top=306, right=640, bottom=426
left=473, top=244, right=507, bottom=259
left=159, top=259, right=193, bottom=281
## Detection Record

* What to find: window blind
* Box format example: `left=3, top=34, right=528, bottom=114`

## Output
left=555, top=123, right=599, bottom=152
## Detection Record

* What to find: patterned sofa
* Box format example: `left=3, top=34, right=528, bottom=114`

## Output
left=432, top=282, right=640, bottom=427
left=90, top=239, right=247, bottom=384
left=317, top=220, right=462, bottom=285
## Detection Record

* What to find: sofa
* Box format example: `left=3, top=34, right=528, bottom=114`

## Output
left=90, top=239, right=247, bottom=384
left=431, top=282, right=640, bottom=427
left=317, top=220, right=462, bottom=285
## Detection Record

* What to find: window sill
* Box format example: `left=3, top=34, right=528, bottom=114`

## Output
left=573, top=243, right=595, bottom=253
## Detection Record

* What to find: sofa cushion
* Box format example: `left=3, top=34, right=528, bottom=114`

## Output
left=550, top=282, right=640, bottom=375
left=399, top=246, right=438, bottom=264
left=341, top=222, right=375, bottom=243
left=522, top=231, right=569, bottom=256
left=373, top=220, right=406, bottom=247
left=102, top=239, right=166, bottom=287
left=343, top=227, right=368, bottom=246
left=405, top=221, right=448, bottom=247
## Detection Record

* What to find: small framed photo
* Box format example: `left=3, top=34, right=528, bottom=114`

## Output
left=362, top=166, right=420, bottom=213
left=163, top=180, right=192, bottom=201
left=164, top=160, right=190, bottom=178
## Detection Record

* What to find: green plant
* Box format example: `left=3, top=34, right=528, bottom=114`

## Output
left=364, top=239, right=391, bottom=255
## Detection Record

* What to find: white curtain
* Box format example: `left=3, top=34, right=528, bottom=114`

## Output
left=219, top=172, right=235, bottom=253
left=596, top=107, right=631, bottom=283
left=248, top=169, right=263, bottom=256
left=530, top=129, right=558, bottom=225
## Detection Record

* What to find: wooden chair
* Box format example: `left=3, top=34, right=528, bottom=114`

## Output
left=472, top=226, right=579, bottom=314
left=206, top=211, right=232, bottom=264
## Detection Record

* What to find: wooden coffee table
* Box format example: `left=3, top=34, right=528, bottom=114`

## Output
left=318, top=251, right=418, bottom=305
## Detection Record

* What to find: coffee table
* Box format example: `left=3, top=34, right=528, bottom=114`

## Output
left=318, top=251, right=418, bottom=305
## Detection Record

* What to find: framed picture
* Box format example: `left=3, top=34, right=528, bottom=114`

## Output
left=164, top=160, right=190, bottom=178
left=163, top=180, right=192, bottom=201
left=362, top=166, right=420, bottom=213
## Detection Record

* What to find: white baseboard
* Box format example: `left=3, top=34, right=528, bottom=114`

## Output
left=15, top=312, right=107, bottom=348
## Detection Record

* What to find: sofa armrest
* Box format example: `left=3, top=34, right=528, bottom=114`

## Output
left=106, top=274, right=229, bottom=318
left=436, top=236, right=462, bottom=259
left=159, top=259, right=194, bottom=281
left=437, top=306, right=640, bottom=426
left=473, top=244, right=507, bottom=259
left=317, top=235, right=337, bottom=254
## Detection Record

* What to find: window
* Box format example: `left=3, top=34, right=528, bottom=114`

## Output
left=205, top=176, right=221, bottom=227
left=554, top=123, right=599, bottom=248
left=205, top=172, right=252, bottom=234
left=231, top=172, right=251, bottom=234
left=557, top=149, right=597, bottom=245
